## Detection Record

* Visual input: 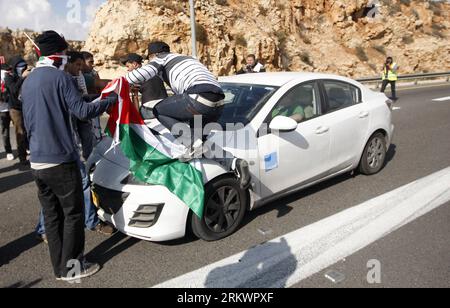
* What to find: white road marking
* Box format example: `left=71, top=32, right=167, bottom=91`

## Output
left=153, top=167, right=450, bottom=288
left=393, top=107, right=401, bottom=111
left=432, top=96, right=450, bottom=102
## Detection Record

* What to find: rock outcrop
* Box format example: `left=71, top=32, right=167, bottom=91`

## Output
left=2, top=0, right=449, bottom=80
left=85, top=0, right=450, bottom=79
left=0, top=28, right=84, bottom=64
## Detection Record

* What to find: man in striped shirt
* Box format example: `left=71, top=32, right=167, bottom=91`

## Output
left=126, top=41, right=225, bottom=130
left=126, top=41, right=250, bottom=189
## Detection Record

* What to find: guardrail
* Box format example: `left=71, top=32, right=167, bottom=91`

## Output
left=357, top=71, right=450, bottom=87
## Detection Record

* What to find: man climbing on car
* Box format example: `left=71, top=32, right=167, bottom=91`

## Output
left=125, top=41, right=251, bottom=189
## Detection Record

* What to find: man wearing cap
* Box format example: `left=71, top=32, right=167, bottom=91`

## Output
left=21, top=30, right=118, bottom=282
left=122, top=53, right=167, bottom=110
left=126, top=41, right=251, bottom=189
left=4, top=56, right=30, bottom=165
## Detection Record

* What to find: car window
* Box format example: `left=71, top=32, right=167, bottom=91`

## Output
left=323, top=81, right=361, bottom=113
left=270, top=82, right=320, bottom=123
left=218, top=83, right=278, bottom=128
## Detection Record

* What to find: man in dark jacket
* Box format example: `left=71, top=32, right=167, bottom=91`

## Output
left=21, top=31, right=117, bottom=282
left=237, top=54, right=266, bottom=74
left=4, top=55, right=29, bottom=164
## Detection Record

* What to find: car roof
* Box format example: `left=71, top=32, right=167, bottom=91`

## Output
left=219, top=72, right=359, bottom=87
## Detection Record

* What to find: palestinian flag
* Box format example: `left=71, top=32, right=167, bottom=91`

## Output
left=102, top=77, right=205, bottom=218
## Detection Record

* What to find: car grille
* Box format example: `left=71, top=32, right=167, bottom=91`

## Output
left=128, top=203, right=164, bottom=229
left=92, top=184, right=130, bottom=215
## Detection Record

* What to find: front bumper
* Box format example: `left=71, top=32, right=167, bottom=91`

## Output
left=90, top=155, right=191, bottom=242
left=92, top=184, right=191, bottom=242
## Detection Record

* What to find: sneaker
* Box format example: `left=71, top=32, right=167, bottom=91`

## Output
left=233, top=158, right=251, bottom=189
left=6, top=153, right=14, bottom=161
left=179, top=139, right=204, bottom=163
left=60, top=260, right=101, bottom=282
left=93, top=221, right=117, bottom=236
left=36, top=233, right=48, bottom=244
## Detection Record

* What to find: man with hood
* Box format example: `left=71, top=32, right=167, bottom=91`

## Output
left=21, top=30, right=118, bottom=282
left=4, top=55, right=30, bottom=165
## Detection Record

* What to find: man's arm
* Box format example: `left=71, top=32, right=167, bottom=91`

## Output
left=126, top=62, right=160, bottom=86
left=95, top=78, right=112, bottom=94
left=63, top=74, right=116, bottom=120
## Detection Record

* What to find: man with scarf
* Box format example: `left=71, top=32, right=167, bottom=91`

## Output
left=34, top=51, right=116, bottom=244
left=21, top=31, right=118, bottom=282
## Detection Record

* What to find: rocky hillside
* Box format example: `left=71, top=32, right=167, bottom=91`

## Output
left=84, top=0, right=450, bottom=79
left=0, top=28, right=84, bottom=65
left=1, top=1, right=449, bottom=80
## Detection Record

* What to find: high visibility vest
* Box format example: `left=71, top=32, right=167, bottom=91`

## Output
left=382, top=63, right=398, bottom=81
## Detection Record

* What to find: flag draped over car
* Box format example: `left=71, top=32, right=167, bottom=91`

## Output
left=101, top=77, right=205, bottom=218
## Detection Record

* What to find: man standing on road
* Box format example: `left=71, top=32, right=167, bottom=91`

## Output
left=81, top=51, right=109, bottom=141
left=4, top=56, right=30, bottom=165
left=66, top=51, right=95, bottom=160
left=0, top=64, right=14, bottom=161
left=380, top=56, right=399, bottom=101
left=21, top=31, right=117, bottom=282
left=34, top=51, right=116, bottom=244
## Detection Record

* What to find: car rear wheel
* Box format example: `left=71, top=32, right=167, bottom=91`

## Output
left=191, top=176, right=248, bottom=241
left=359, top=132, right=387, bottom=175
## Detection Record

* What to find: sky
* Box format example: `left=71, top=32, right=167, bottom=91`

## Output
left=0, top=0, right=107, bottom=40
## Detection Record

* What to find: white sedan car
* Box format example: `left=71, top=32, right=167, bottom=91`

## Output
left=88, top=72, right=394, bottom=242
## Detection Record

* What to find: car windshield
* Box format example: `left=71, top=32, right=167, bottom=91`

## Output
left=217, top=83, right=279, bottom=128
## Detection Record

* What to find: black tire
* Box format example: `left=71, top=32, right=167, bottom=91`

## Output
left=359, top=132, right=387, bottom=175
left=191, top=176, right=248, bottom=241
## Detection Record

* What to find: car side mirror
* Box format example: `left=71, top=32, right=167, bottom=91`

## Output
left=269, top=116, right=298, bottom=132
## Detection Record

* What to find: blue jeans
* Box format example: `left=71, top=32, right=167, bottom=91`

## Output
left=35, top=159, right=99, bottom=235
left=153, top=93, right=223, bottom=131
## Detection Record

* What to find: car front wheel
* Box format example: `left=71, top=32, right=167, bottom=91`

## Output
left=359, top=132, right=387, bottom=175
left=191, top=176, right=248, bottom=241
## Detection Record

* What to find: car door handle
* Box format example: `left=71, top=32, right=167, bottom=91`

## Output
left=315, top=126, right=330, bottom=135
left=358, top=111, right=370, bottom=118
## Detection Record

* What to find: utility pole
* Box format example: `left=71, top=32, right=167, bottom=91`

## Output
left=189, top=0, right=197, bottom=58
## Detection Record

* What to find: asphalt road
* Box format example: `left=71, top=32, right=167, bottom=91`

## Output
left=0, top=83, right=449, bottom=288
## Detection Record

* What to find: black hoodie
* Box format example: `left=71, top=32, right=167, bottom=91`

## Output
left=5, top=56, right=27, bottom=110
